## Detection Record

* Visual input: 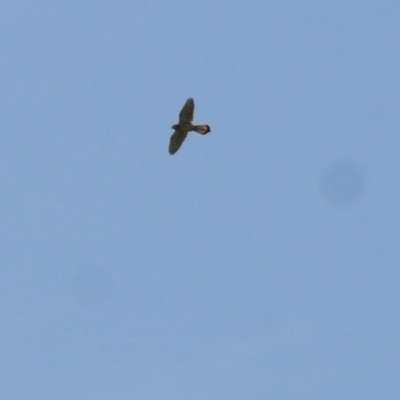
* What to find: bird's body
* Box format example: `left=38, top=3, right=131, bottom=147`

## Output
left=169, top=98, right=211, bottom=155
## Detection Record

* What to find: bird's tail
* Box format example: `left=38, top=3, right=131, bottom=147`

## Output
left=193, top=124, right=211, bottom=135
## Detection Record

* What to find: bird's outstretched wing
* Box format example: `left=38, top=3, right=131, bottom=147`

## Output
left=179, top=98, right=194, bottom=124
left=169, top=129, right=188, bottom=155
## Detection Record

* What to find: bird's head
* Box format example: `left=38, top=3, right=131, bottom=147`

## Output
left=171, top=124, right=179, bottom=130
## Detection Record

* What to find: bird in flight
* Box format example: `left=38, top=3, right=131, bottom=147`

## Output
left=169, top=98, right=211, bottom=155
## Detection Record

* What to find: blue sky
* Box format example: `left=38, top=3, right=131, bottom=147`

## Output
left=1, top=1, right=399, bottom=399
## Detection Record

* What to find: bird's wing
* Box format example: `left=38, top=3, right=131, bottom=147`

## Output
left=169, top=129, right=188, bottom=155
left=179, top=98, right=195, bottom=124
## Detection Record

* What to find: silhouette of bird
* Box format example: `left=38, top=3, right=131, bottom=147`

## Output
left=169, top=98, right=211, bottom=155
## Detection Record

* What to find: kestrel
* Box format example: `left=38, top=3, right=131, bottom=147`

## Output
left=169, top=98, right=211, bottom=155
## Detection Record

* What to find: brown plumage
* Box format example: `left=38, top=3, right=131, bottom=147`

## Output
left=169, top=98, right=211, bottom=155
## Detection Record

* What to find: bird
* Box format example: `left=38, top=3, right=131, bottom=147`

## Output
left=169, top=98, right=211, bottom=155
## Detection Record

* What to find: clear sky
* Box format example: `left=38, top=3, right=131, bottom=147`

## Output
left=1, top=1, right=399, bottom=399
